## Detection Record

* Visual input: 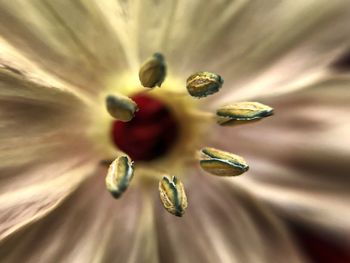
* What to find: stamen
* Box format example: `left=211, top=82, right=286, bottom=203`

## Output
left=216, top=102, right=273, bottom=126
left=199, top=147, right=249, bottom=176
left=111, top=94, right=179, bottom=161
left=139, top=53, right=166, bottom=88
left=187, top=109, right=215, bottom=121
left=105, top=155, right=134, bottom=198
left=102, top=52, right=273, bottom=215
left=159, top=175, right=188, bottom=217
left=186, top=71, right=223, bottom=98
left=106, top=94, right=138, bottom=122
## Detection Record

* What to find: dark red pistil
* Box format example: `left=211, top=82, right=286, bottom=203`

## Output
left=111, top=94, right=179, bottom=161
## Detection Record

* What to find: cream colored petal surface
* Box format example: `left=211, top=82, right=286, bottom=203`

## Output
left=0, top=40, right=93, bottom=166
left=0, top=47, right=99, bottom=241
left=0, top=168, right=158, bottom=263
left=127, top=0, right=350, bottom=101
left=155, top=173, right=306, bottom=263
left=211, top=74, right=350, bottom=234
left=0, top=37, right=91, bottom=102
left=0, top=0, right=132, bottom=95
left=103, top=194, right=160, bottom=263
left=0, top=155, right=96, bottom=242
left=0, top=168, right=306, bottom=263
left=2, top=0, right=347, bottom=98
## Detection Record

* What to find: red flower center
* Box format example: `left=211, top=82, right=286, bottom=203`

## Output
left=111, top=94, right=180, bottom=161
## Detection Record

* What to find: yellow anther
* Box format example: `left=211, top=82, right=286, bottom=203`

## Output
left=199, top=147, right=249, bottom=176
left=186, top=71, right=223, bottom=98
left=159, top=175, right=188, bottom=217
left=216, top=102, right=273, bottom=126
left=105, top=155, right=134, bottom=198
left=139, top=53, right=166, bottom=88
left=106, top=94, right=138, bottom=122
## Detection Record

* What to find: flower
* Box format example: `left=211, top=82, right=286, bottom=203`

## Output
left=0, top=1, right=350, bottom=262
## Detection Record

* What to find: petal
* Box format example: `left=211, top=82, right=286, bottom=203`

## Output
left=0, top=155, right=96, bottom=242
left=0, top=169, right=306, bottom=263
left=0, top=37, right=89, bottom=104
left=0, top=1, right=133, bottom=94
left=211, top=74, right=350, bottom=233
left=0, top=46, right=98, bottom=240
left=0, top=169, right=158, bottom=263
left=155, top=174, right=306, bottom=263
left=157, top=0, right=350, bottom=99
left=0, top=44, right=92, bottom=169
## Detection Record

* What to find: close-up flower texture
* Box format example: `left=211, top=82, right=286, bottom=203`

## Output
left=0, top=1, right=350, bottom=262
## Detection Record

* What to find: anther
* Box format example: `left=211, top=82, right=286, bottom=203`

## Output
left=216, top=102, right=273, bottom=126
left=105, top=155, right=134, bottom=198
left=186, top=71, right=223, bottom=98
left=106, top=94, right=138, bottom=122
left=199, top=147, right=249, bottom=176
left=159, top=175, right=188, bottom=217
left=139, top=53, right=166, bottom=88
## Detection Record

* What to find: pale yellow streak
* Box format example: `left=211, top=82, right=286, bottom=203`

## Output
left=0, top=160, right=96, bottom=241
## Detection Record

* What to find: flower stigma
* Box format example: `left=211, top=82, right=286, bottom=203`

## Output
left=88, top=53, right=274, bottom=216
left=111, top=94, right=180, bottom=161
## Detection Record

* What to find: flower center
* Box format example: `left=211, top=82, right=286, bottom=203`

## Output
left=102, top=53, right=273, bottom=217
left=111, top=94, right=180, bottom=161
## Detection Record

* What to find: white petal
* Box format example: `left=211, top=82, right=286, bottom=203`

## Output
left=155, top=174, right=306, bottom=263
left=0, top=153, right=97, bottom=242
left=0, top=48, right=92, bottom=168
left=211, top=74, right=350, bottom=233
left=0, top=37, right=91, bottom=102
left=0, top=46, right=98, bottom=240
left=0, top=1, right=132, bottom=94
left=0, top=168, right=306, bottom=263
left=0, top=169, right=158, bottom=263
left=156, top=0, right=350, bottom=99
